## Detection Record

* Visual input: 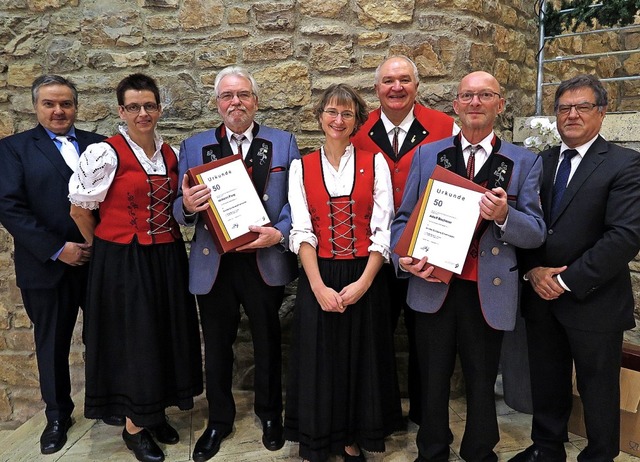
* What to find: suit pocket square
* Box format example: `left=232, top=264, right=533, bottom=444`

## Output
left=270, top=166, right=286, bottom=173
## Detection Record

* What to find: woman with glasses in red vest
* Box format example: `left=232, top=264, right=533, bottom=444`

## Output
left=284, top=84, right=402, bottom=462
left=69, top=73, right=202, bottom=462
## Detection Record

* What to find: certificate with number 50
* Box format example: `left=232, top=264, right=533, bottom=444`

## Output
left=187, top=154, right=270, bottom=253
left=394, top=166, right=487, bottom=282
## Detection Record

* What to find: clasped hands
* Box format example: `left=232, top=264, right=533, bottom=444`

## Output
left=312, top=279, right=369, bottom=313
left=526, top=265, right=568, bottom=300
left=59, top=241, right=92, bottom=266
left=181, top=174, right=281, bottom=250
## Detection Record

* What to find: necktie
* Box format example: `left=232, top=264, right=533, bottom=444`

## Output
left=232, top=134, right=246, bottom=157
left=466, top=145, right=478, bottom=180
left=551, top=149, right=578, bottom=219
left=55, top=135, right=79, bottom=170
left=392, top=127, right=400, bottom=158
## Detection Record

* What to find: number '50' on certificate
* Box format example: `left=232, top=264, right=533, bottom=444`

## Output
left=394, top=166, right=487, bottom=282
left=186, top=154, right=271, bottom=253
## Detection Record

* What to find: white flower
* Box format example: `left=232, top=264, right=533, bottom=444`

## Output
left=524, top=117, right=560, bottom=152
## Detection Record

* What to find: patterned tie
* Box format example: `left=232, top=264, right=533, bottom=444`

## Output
left=551, top=149, right=578, bottom=219
left=392, top=127, right=400, bottom=158
left=466, top=145, right=478, bottom=180
left=232, top=134, right=246, bottom=157
left=55, top=135, right=79, bottom=170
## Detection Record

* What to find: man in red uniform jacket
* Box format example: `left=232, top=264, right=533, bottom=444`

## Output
left=351, top=55, right=457, bottom=425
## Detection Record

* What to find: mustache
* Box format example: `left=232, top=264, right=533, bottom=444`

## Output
left=226, top=105, right=247, bottom=115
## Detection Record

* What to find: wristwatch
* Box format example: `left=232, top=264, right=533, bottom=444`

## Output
left=278, top=232, right=285, bottom=246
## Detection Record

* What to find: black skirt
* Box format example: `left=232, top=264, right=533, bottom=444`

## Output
left=284, top=258, right=403, bottom=462
left=83, top=237, right=203, bottom=427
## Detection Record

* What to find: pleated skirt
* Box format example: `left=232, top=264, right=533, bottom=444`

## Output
left=284, top=258, right=403, bottom=462
left=83, top=237, right=203, bottom=427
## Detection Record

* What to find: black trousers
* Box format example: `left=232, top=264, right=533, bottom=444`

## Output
left=21, top=266, right=86, bottom=422
left=196, top=252, right=285, bottom=432
left=414, top=279, right=503, bottom=462
left=382, top=264, right=420, bottom=422
left=526, top=308, right=622, bottom=462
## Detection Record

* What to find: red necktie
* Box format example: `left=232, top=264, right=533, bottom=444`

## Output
left=467, top=145, right=478, bottom=180
left=392, top=127, right=400, bottom=158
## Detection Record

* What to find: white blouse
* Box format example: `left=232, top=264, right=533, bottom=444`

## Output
left=288, top=144, right=394, bottom=261
left=69, top=125, right=177, bottom=210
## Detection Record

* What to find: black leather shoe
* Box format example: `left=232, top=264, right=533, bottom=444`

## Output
left=149, top=419, right=179, bottom=445
left=261, top=419, right=284, bottom=451
left=193, top=427, right=231, bottom=462
left=509, top=445, right=566, bottom=462
left=122, top=428, right=164, bottom=462
left=40, top=417, right=73, bottom=454
left=102, top=415, right=125, bottom=426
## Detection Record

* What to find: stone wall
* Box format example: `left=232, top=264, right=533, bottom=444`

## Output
left=0, top=0, right=638, bottom=427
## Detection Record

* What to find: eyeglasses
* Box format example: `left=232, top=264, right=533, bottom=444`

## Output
left=217, top=91, right=255, bottom=102
left=121, top=103, right=159, bottom=113
left=456, top=91, right=501, bottom=103
left=323, top=109, right=355, bottom=120
left=556, top=102, right=599, bottom=115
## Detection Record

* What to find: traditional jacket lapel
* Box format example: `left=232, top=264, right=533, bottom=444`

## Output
left=367, top=117, right=394, bottom=158
left=398, top=119, right=428, bottom=158
left=201, top=125, right=230, bottom=163
left=248, top=123, right=272, bottom=197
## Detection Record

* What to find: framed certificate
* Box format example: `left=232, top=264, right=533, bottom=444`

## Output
left=187, top=154, right=271, bottom=253
left=394, top=166, right=488, bottom=283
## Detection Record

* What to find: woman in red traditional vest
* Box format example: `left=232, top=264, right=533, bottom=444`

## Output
left=284, top=84, right=402, bottom=462
left=69, top=74, right=202, bottom=462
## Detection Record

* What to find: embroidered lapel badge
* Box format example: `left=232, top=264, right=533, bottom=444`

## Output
left=257, top=143, right=268, bottom=165
left=493, top=162, right=508, bottom=187
left=439, top=153, right=452, bottom=169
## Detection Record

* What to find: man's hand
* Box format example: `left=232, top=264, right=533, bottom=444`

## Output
left=236, top=225, right=282, bottom=251
left=58, top=242, right=92, bottom=266
left=480, top=187, right=508, bottom=225
left=398, top=256, right=442, bottom=283
left=527, top=265, right=568, bottom=300
left=181, top=174, right=211, bottom=215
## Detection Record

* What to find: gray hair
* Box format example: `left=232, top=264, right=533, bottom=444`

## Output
left=31, top=75, right=78, bottom=107
left=374, top=55, right=420, bottom=85
left=214, top=66, right=260, bottom=100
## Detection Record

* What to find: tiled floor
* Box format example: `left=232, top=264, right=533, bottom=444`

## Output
left=0, top=388, right=638, bottom=462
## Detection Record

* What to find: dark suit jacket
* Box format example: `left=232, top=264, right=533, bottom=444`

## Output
left=0, top=124, right=105, bottom=289
left=520, top=135, right=640, bottom=332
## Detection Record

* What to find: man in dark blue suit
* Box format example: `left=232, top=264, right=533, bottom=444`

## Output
left=0, top=75, right=106, bottom=454
left=513, top=75, right=640, bottom=462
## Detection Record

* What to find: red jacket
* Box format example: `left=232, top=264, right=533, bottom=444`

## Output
left=351, top=103, right=454, bottom=210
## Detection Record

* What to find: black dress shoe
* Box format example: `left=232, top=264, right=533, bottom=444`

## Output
left=102, top=415, right=126, bottom=426
left=122, top=428, right=164, bottom=462
left=261, top=419, right=284, bottom=451
left=509, top=445, right=566, bottom=462
left=193, top=427, right=231, bottom=462
left=149, top=419, right=179, bottom=445
left=40, top=417, right=73, bottom=454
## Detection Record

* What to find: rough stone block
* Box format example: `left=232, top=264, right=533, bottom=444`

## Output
left=254, top=2, right=295, bottom=31
left=179, top=0, right=223, bottom=30
left=299, top=0, right=347, bottom=18
left=254, top=62, right=311, bottom=109
left=242, top=38, right=292, bottom=62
